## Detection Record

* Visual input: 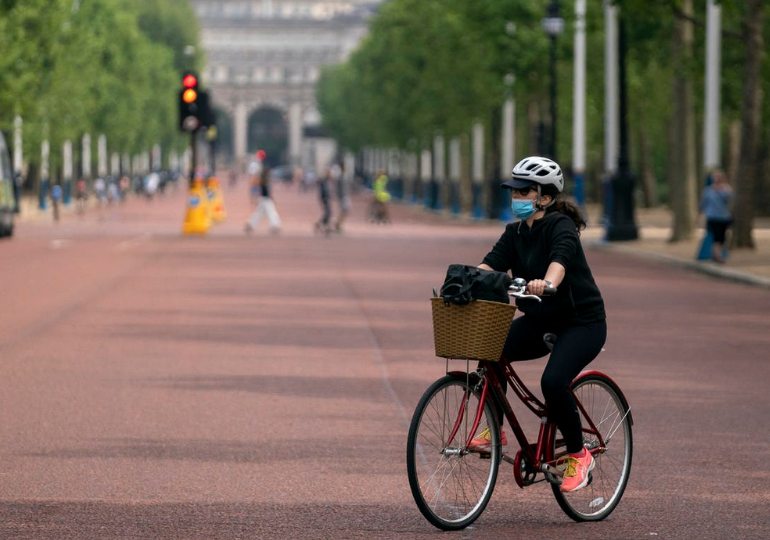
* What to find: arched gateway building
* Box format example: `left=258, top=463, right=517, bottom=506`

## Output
left=190, top=0, right=381, bottom=171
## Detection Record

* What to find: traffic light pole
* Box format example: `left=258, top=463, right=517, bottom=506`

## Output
left=210, top=139, right=216, bottom=177
left=189, top=129, right=197, bottom=188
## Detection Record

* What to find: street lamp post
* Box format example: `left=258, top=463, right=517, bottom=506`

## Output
left=542, top=1, right=564, bottom=161
left=605, top=10, right=639, bottom=240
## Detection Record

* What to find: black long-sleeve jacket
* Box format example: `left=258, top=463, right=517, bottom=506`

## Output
left=481, top=212, right=606, bottom=325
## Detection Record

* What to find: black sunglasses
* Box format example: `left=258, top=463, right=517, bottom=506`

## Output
left=510, top=186, right=534, bottom=196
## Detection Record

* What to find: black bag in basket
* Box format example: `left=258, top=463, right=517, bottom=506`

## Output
left=439, top=264, right=512, bottom=306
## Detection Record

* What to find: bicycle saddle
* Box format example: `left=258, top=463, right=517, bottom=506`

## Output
left=543, top=333, right=557, bottom=352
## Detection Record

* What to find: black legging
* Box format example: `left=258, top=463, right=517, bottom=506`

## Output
left=491, top=316, right=607, bottom=454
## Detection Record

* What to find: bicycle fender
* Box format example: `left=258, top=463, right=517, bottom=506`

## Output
left=447, top=370, right=482, bottom=382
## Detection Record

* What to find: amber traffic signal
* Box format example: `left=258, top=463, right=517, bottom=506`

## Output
left=182, top=88, right=198, bottom=104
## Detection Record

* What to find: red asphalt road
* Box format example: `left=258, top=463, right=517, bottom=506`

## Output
left=0, top=181, right=768, bottom=540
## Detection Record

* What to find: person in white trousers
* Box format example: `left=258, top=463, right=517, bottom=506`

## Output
left=244, top=166, right=281, bottom=234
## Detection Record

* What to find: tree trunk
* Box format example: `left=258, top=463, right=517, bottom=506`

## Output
left=759, top=137, right=770, bottom=217
left=668, top=0, right=698, bottom=242
left=26, top=163, right=39, bottom=196
left=527, top=101, right=540, bottom=156
left=639, top=124, right=657, bottom=207
left=459, top=132, right=472, bottom=215
left=732, top=0, right=764, bottom=249
left=726, top=120, right=741, bottom=190
left=485, top=107, right=502, bottom=218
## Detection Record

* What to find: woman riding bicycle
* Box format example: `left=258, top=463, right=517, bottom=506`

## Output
left=476, top=156, right=606, bottom=493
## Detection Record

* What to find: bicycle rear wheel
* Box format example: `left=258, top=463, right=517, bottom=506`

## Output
left=551, top=373, right=633, bottom=521
left=406, top=373, right=500, bottom=531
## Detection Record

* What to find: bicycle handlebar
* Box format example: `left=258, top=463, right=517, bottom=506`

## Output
left=507, top=278, right=557, bottom=303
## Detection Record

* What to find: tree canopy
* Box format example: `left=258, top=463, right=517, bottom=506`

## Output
left=0, top=0, right=203, bottom=172
left=317, top=0, right=769, bottom=224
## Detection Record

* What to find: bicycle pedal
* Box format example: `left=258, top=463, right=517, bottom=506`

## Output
left=478, top=451, right=491, bottom=459
left=587, top=472, right=593, bottom=486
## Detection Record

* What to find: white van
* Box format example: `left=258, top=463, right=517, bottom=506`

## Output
left=0, top=131, right=15, bottom=237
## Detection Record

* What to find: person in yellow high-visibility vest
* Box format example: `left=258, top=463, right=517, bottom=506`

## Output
left=370, top=169, right=391, bottom=223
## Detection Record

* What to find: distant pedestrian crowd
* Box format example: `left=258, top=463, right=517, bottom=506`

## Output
left=46, top=170, right=181, bottom=221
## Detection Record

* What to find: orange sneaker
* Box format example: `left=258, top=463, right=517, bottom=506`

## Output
left=468, top=427, right=507, bottom=451
left=559, top=447, right=595, bottom=492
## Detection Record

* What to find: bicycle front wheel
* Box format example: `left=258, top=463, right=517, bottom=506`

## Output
left=406, top=373, right=500, bottom=531
left=551, top=373, right=633, bottom=521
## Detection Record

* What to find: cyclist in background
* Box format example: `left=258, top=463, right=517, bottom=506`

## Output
left=476, top=156, right=607, bottom=493
left=370, top=168, right=391, bottom=223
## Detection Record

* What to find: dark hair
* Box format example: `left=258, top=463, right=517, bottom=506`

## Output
left=541, top=186, right=587, bottom=233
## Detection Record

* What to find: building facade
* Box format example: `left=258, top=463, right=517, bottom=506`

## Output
left=190, top=0, right=382, bottom=170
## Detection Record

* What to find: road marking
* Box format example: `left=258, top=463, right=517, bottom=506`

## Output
left=340, top=271, right=411, bottom=428
left=51, top=239, right=72, bottom=249
left=113, top=233, right=152, bottom=252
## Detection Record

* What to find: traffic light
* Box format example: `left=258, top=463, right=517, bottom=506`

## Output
left=179, top=72, right=214, bottom=132
left=179, top=72, right=201, bottom=131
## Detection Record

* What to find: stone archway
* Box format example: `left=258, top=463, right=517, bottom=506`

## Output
left=247, top=106, right=288, bottom=168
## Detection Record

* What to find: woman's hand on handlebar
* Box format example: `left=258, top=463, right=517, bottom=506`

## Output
left=527, top=279, right=556, bottom=296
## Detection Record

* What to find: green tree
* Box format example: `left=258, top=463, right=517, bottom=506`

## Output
left=0, top=0, right=200, bottom=178
left=317, top=0, right=768, bottom=235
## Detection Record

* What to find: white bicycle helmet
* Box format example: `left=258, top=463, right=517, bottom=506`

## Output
left=503, top=156, right=564, bottom=193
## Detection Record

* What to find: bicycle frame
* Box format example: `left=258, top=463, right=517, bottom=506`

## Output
left=448, top=356, right=610, bottom=485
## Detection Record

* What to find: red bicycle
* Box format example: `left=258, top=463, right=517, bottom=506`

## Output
left=407, top=279, right=633, bottom=530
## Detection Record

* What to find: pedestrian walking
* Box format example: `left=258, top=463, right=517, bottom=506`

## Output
left=244, top=166, right=281, bottom=234
left=699, top=169, right=733, bottom=264
left=315, top=167, right=333, bottom=235
left=75, top=177, right=88, bottom=215
left=93, top=176, right=107, bottom=206
left=119, top=175, right=130, bottom=202
left=50, top=183, right=63, bottom=221
left=247, top=159, right=262, bottom=207
left=332, top=162, right=351, bottom=232
left=107, top=180, right=120, bottom=204
left=144, top=172, right=159, bottom=201
left=476, top=156, right=606, bottom=493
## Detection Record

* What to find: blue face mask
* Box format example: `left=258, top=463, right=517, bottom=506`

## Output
left=511, top=199, right=536, bottom=220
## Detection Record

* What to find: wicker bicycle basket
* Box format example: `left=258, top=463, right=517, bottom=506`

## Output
left=431, top=297, right=517, bottom=362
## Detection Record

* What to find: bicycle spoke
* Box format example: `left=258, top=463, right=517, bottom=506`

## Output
left=605, top=408, right=631, bottom=443
left=427, top=459, right=456, bottom=510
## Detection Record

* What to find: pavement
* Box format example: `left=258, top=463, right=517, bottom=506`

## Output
left=4, top=179, right=769, bottom=539
left=581, top=204, right=770, bottom=289
left=17, top=184, right=769, bottom=288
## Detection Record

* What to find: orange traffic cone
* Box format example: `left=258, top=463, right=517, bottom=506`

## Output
left=206, top=177, right=227, bottom=223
